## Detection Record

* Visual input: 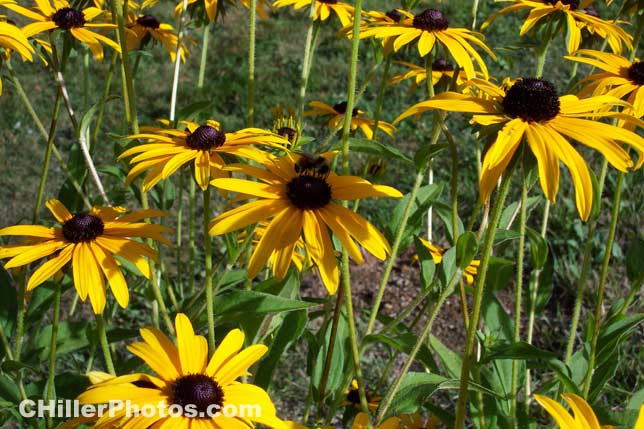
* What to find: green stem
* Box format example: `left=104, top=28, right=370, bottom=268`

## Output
left=189, top=178, right=197, bottom=294
left=425, top=52, right=436, bottom=241
left=112, top=0, right=139, bottom=133
left=91, top=52, right=117, bottom=153
left=96, top=314, right=115, bottom=375
left=170, top=0, right=189, bottom=122
left=247, top=0, right=257, bottom=127
left=317, top=286, right=344, bottom=420
left=510, top=174, right=528, bottom=429
left=365, top=118, right=441, bottom=336
left=141, top=193, right=175, bottom=334
left=563, top=160, right=608, bottom=365
left=176, top=173, right=184, bottom=297
left=204, top=187, right=215, bottom=352
left=470, top=0, right=480, bottom=29
left=454, top=171, right=514, bottom=429
left=535, top=31, right=553, bottom=78
left=582, top=172, right=624, bottom=397
left=33, top=88, right=62, bottom=223
left=45, top=283, right=62, bottom=429
left=198, top=23, right=212, bottom=89
left=297, top=2, right=320, bottom=122
left=376, top=269, right=463, bottom=424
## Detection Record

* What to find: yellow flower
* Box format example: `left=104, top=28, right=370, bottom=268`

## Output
left=636, top=403, right=644, bottom=429
left=352, top=412, right=401, bottom=429
left=566, top=49, right=644, bottom=128
left=419, top=238, right=479, bottom=285
left=400, top=412, right=439, bottom=429
left=0, top=199, right=169, bottom=314
left=209, top=152, right=402, bottom=294
left=389, top=59, right=468, bottom=93
left=176, top=0, right=271, bottom=22
left=534, top=393, right=613, bottom=429
left=395, top=77, right=644, bottom=220
left=67, top=313, right=286, bottom=429
left=272, top=0, right=354, bottom=27
left=2, top=0, right=120, bottom=61
left=344, top=379, right=381, bottom=411
left=351, top=8, right=495, bottom=79
left=482, top=1, right=632, bottom=55
left=0, top=20, right=34, bottom=95
left=125, top=2, right=190, bottom=62
left=305, top=100, right=396, bottom=140
left=119, top=119, right=288, bottom=191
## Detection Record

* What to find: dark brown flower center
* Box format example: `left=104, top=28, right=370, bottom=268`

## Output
left=62, top=213, right=104, bottom=243
left=385, top=9, right=404, bottom=22
left=502, top=78, right=560, bottom=123
left=137, top=14, right=161, bottom=29
left=132, top=380, right=158, bottom=389
left=286, top=176, right=332, bottom=210
left=186, top=125, right=226, bottom=151
left=52, top=7, right=86, bottom=30
left=277, top=127, right=297, bottom=143
left=170, top=374, right=224, bottom=415
left=412, top=9, right=449, bottom=32
left=628, top=61, right=644, bottom=86
left=546, top=0, right=579, bottom=9
left=333, top=101, right=359, bottom=117
left=432, top=58, right=454, bottom=72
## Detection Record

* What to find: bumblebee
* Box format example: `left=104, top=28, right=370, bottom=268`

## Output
left=294, top=152, right=330, bottom=177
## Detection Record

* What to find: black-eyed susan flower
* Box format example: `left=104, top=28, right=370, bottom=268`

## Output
left=0, top=199, right=169, bottom=314
left=305, top=100, right=396, bottom=140
left=566, top=49, right=644, bottom=127
left=352, top=8, right=495, bottom=79
left=344, top=379, right=381, bottom=411
left=419, top=238, right=479, bottom=285
left=209, top=152, right=402, bottom=294
left=352, top=412, right=401, bottom=429
left=119, top=119, right=288, bottom=191
left=534, top=393, right=613, bottom=429
left=0, top=20, right=34, bottom=95
left=272, top=0, right=354, bottom=27
left=70, top=313, right=286, bottom=429
left=2, top=0, right=120, bottom=61
left=400, top=413, right=439, bottom=429
left=482, top=0, right=632, bottom=55
left=395, top=77, right=644, bottom=220
left=125, top=2, right=189, bottom=62
left=389, top=59, right=468, bottom=93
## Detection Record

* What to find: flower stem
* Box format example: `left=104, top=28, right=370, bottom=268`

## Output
left=376, top=268, right=463, bottom=424
left=454, top=171, right=513, bottom=429
left=425, top=52, right=436, bottom=241
left=198, top=23, right=212, bottom=89
left=365, top=118, right=441, bottom=336
left=582, top=172, right=624, bottom=397
left=111, top=0, right=139, bottom=133
left=189, top=178, right=197, bottom=294
left=297, top=1, right=320, bottom=122
left=96, top=314, right=115, bottom=376
left=470, top=0, right=480, bottom=29
left=563, top=160, right=608, bottom=365
left=170, top=0, right=189, bottom=123
left=247, top=0, right=257, bottom=127
left=317, top=287, right=344, bottom=420
left=45, top=283, right=62, bottom=429
left=510, top=174, right=528, bottom=429
left=204, top=187, right=215, bottom=352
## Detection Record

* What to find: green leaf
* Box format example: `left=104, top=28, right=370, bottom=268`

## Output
left=215, top=290, right=317, bottom=318
left=413, top=236, right=436, bottom=290
left=428, top=335, right=462, bottom=378
left=526, top=227, right=548, bottom=270
left=456, top=232, right=478, bottom=270
left=414, top=144, right=449, bottom=172
left=362, top=332, right=438, bottom=373
left=0, top=266, right=17, bottom=335
left=626, top=236, right=644, bottom=283
left=255, top=310, right=307, bottom=389
left=485, top=257, right=515, bottom=292
left=339, top=138, right=412, bottom=163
